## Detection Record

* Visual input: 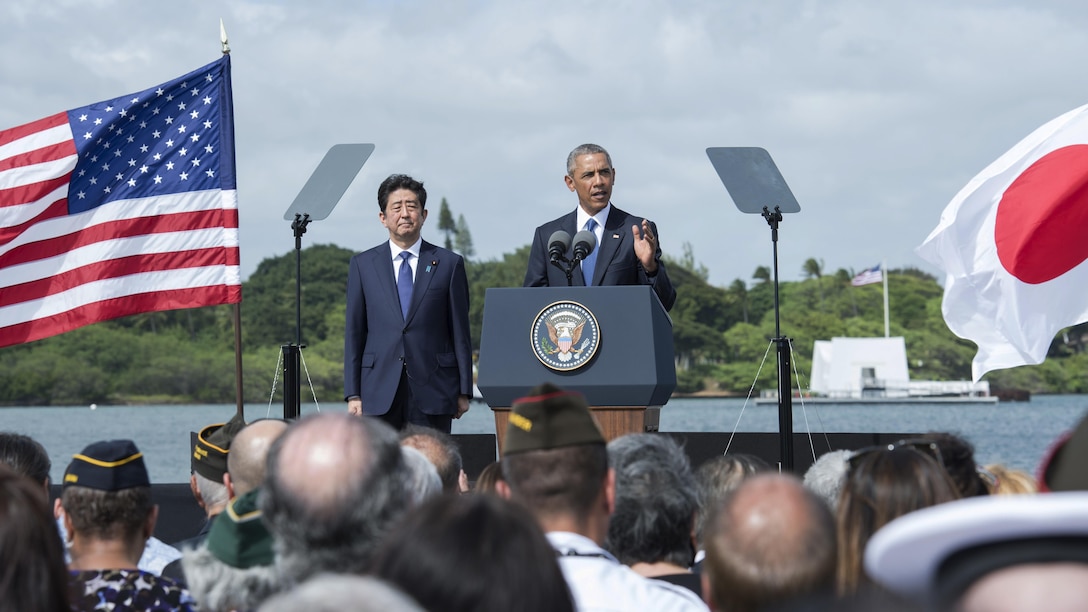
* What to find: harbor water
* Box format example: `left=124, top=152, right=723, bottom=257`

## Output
left=3, top=395, right=1084, bottom=485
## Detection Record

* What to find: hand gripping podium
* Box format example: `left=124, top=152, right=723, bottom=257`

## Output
left=476, top=286, right=676, bottom=454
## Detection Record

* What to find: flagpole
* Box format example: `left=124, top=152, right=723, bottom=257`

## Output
left=232, top=303, right=245, bottom=419
left=883, top=259, right=890, bottom=338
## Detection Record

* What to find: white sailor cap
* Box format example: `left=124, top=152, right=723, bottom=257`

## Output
left=864, top=492, right=1088, bottom=607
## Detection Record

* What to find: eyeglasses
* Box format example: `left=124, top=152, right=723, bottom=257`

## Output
left=847, top=438, right=945, bottom=471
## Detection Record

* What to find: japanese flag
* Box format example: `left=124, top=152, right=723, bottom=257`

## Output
left=917, top=103, right=1088, bottom=381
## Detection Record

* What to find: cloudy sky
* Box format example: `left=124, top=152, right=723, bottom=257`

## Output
left=3, top=0, right=1087, bottom=287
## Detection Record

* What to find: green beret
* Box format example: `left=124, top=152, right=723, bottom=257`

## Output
left=205, top=488, right=274, bottom=569
left=503, top=383, right=604, bottom=455
left=192, top=412, right=246, bottom=482
left=63, top=439, right=149, bottom=491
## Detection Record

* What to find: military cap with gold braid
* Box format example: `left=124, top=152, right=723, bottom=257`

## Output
left=503, top=383, right=604, bottom=455
left=63, top=439, right=150, bottom=491
left=192, top=411, right=247, bottom=482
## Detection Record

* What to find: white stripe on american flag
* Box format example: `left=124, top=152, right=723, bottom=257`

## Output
left=1, top=189, right=233, bottom=258
left=0, top=265, right=241, bottom=324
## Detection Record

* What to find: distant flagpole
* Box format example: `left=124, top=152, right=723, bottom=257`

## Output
left=883, top=260, right=890, bottom=338
left=221, top=18, right=244, bottom=421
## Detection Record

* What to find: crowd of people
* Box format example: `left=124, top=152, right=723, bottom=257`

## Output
left=2, top=386, right=1087, bottom=611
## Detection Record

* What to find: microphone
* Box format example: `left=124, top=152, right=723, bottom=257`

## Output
left=571, top=230, right=597, bottom=262
left=547, top=230, right=571, bottom=265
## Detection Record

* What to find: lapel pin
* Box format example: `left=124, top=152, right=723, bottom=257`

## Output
left=612, top=233, right=620, bottom=239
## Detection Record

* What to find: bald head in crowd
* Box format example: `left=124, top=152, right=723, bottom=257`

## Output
left=703, top=473, right=837, bottom=612
left=226, top=419, right=288, bottom=497
left=259, top=413, right=413, bottom=583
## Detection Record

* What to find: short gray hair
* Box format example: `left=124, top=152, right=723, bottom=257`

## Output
left=566, top=144, right=612, bottom=176
left=605, top=434, right=697, bottom=567
left=260, top=414, right=413, bottom=584
left=258, top=574, right=424, bottom=612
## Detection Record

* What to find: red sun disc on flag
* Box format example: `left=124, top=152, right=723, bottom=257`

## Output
left=995, top=144, right=1088, bottom=284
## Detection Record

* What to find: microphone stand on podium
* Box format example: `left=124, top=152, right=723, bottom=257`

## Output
left=547, top=230, right=597, bottom=287
left=706, top=147, right=802, bottom=471
left=280, top=144, right=374, bottom=419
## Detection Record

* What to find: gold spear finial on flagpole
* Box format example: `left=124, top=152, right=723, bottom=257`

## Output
left=220, top=18, right=230, bottom=55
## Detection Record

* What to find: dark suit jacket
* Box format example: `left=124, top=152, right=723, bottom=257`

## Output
left=523, top=205, right=676, bottom=311
left=344, top=240, right=472, bottom=416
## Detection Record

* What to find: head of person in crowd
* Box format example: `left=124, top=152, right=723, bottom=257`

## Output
left=400, top=425, right=464, bottom=493
left=400, top=445, right=442, bottom=505
left=472, top=461, right=504, bottom=495
left=226, top=418, right=289, bottom=498
left=60, top=439, right=157, bottom=569
left=0, top=431, right=52, bottom=492
left=983, top=463, right=1037, bottom=495
left=836, top=439, right=961, bottom=596
left=605, top=433, right=698, bottom=575
left=866, top=491, right=1088, bottom=612
left=1038, top=408, right=1088, bottom=492
left=370, top=493, right=575, bottom=612
left=695, top=453, right=771, bottom=550
left=182, top=489, right=280, bottom=611
left=703, top=473, right=836, bottom=612
left=259, top=412, right=413, bottom=584
left=925, top=431, right=990, bottom=498
left=258, top=574, right=424, bottom=612
left=0, top=464, right=70, bottom=612
left=498, top=383, right=610, bottom=540
left=191, top=412, right=247, bottom=517
left=802, top=449, right=852, bottom=510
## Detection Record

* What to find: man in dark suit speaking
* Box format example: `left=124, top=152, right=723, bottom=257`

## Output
left=523, top=144, right=676, bottom=311
left=344, top=174, right=472, bottom=433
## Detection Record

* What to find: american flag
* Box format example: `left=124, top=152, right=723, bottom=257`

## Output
left=851, top=264, right=883, bottom=287
left=0, top=56, right=241, bottom=348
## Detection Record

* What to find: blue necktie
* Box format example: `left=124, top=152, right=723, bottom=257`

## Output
left=582, top=218, right=598, bottom=286
left=397, top=251, right=413, bottom=320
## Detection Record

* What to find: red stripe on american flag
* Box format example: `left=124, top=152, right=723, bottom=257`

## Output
left=0, top=247, right=240, bottom=308
left=0, top=140, right=77, bottom=175
left=0, top=196, right=68, bottom=247
left=0, top=112, right=69, bottom=147
left=0, top=285, right=242, bottom=348
left=0, top=208, right=239, bottom=268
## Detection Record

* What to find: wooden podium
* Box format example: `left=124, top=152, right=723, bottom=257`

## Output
left=477, top=286, right=675, bottom=456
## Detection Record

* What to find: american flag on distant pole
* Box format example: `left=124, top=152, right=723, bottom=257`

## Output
left=851, top=264, right=883, bottom=287
left=0, top=56, right=240, bottom=348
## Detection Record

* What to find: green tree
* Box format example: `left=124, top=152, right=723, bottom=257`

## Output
left=437, top=197, right=456, bottom=250
left=753, top=265, right=771, bottom=284
left=454, top=214, right=475, bottom=258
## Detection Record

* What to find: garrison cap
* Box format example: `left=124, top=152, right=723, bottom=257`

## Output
left=63, top=439, right=149, bottom=491
left=206, top=488, right=274, bottom=568
left=502, top=383, right=604, bottom=455
left=193, top=411, right=247, bottom=481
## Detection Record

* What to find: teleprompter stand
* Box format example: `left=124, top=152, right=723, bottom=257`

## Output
left=706, top=147, right=801, bottom=470
left=281, top=144, right=374, bottom=419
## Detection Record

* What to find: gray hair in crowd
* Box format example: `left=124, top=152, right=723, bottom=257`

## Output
left=695, top=453, right=771, bottom=547
left=400, top=425, right=463, bottom=493
left=258, top=574, right=424, bottom=612
left=802, top=449, right=853, bottom=510
left=182, top=547, right=280, bottom=611
left=194, top=471, right=230, bottom=510
left=400, top=446, right=441, bottom=505
left=605, top=433, right=698, bottom=568
left=259, top=414, right=413, bottom=584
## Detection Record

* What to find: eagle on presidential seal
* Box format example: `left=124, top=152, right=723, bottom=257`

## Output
left=531, top=301, right=600, bottom=371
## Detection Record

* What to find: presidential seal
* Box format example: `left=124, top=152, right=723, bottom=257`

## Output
left=531, top=301, right=601, bottom=371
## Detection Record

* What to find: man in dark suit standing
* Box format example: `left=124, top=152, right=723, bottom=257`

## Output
left=524, top=144, right=676, bottom=311
left=344, top=174, right=472, bottom=433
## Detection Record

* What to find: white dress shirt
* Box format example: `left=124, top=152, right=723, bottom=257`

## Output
left=547, top=531, right=709, bottom=612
